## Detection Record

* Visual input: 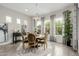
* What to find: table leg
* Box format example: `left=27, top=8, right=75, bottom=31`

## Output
left=13, top=34, right=14, bottom=43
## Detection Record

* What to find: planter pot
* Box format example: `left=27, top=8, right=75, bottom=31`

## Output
left=67, top=41, right=71, bottom=46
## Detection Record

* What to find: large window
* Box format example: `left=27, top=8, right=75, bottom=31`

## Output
left=17, top=18, right=21, bottom=24
left=55, top=17, right=63, bottom=35
left=44, top=20, right=50, bottom=34
left=21, top=20, right=27, bottom=34
left=6, top=16, right=12, bottom=23
left=36, top=20, right=41, bottom=34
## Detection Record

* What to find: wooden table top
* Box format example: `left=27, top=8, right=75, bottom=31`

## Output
left=36, top=34, right=45, bottom=39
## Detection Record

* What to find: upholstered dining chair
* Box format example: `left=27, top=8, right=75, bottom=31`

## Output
left=28, top=33, right=38, bottom=48
left=21, top=33, right=28, bottom=49
left=44, top=33, right=48, bottom=48
left=37, top=33, right=48, bottom=50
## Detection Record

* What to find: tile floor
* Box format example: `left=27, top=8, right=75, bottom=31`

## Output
left=0, top=41, right=78, bottom=56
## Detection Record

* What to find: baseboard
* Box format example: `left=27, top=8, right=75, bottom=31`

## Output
left=0, top=40, right=12, bottom=45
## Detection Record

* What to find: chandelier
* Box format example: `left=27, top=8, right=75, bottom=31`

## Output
left=33, top=16, right=39, bottom=20
left=33, top=3, right=40, bottom=20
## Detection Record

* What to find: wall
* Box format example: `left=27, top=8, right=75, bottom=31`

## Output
left=77, top=4, right=79, bottom=53
left=0, top=5, right=32, bottom=43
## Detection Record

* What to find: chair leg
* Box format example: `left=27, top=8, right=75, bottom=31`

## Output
left=46, top=42, right=47, bottom=48
left=23, top=43, right=25, bottom=49
left=44, top=44, right=45, bottom=50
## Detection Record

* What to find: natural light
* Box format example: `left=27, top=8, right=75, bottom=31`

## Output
left=55, top=17, right=63, bottom=23
left=44, top=20, right=50, bottom=24
left=17, top=18, right=21, bottom=24
left=6, top=16, right=12, bottom=23
left=36, top=20, right=41, bottom=26
left=24, top=20, right=27, bottom=25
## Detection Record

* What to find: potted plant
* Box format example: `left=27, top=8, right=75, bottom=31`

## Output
left=63, top=10, right=72, bottom=46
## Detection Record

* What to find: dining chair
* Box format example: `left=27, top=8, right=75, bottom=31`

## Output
left=37, top=33, right=48, bottom=50
left=28, top=33, right=38, bottom=48
left=44, top=33, right=48, bottom=48
left=21, top=33, right=28, bottom=49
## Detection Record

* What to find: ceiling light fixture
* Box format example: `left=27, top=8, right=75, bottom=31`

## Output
left=33, top=16, right=39, bottom=20
left=33, top=3, right=40, bottom=20
left=25, top=9, right=28, bottom=12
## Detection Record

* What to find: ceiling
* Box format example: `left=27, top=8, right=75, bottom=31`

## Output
left=0, top=3, right=72, bottom=16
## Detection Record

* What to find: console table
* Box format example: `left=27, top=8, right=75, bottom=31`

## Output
left=13, top=32, right=22, bottom=43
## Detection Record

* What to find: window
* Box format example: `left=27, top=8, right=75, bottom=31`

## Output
left=17, top=18, right=21, bottom=24
left=21, top=20, right=27, bottom=33
left=6, top=16, right=12, bottom=23
left=36, top=20, right=41, bottom=34
left=24, top=20, right=27, bottom=25
left=36, top=20, right=41, bottom=26
left=55, top=17, right=63, bottom=35
left=44, top=20, right=50, bottom=34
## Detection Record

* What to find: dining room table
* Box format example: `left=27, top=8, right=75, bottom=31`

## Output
left=36, top=34, right=45, bottom=39
left=22, top=33, right=47, bottom=49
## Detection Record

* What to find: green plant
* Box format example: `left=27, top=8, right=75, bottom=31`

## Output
left=45, top=21, right=50, bottom=34
left=55, top=20, right=63, bottom=35
left=63, top=10, right=72, bottom=46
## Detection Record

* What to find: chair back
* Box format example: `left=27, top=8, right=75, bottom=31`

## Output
left=21, top=33, right=25, bottom=40
left=44, top=33, right=48, bottom=41
left=21, top=33, right=28, bottom=40
left=28, top=33, right=36, bottom=44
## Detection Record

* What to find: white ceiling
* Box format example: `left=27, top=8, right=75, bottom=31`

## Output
left=0, top=3, right=72, bottom=16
